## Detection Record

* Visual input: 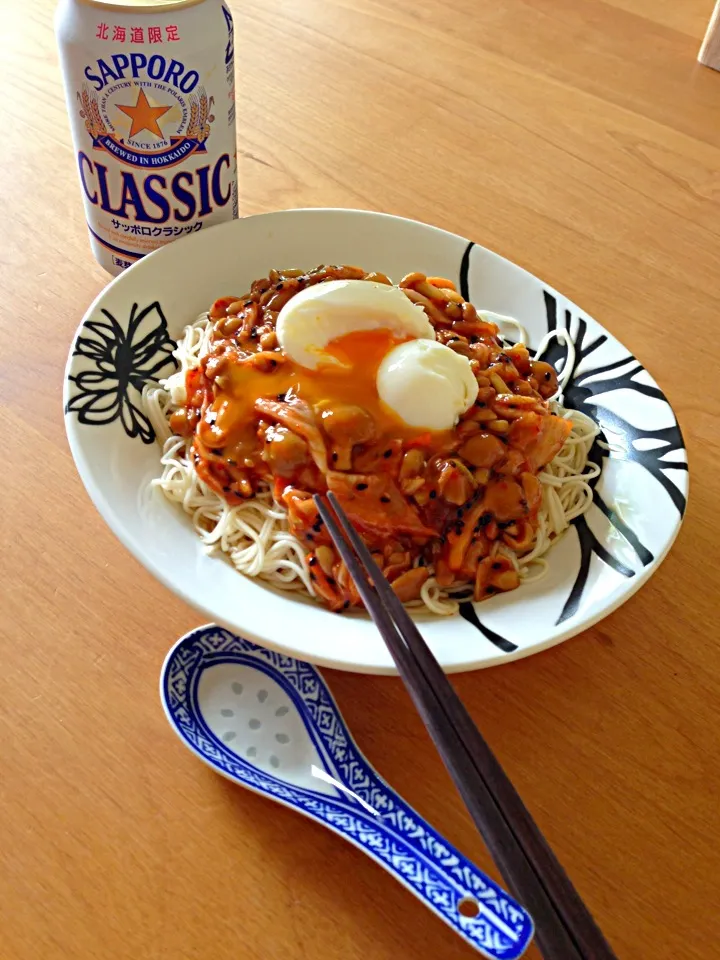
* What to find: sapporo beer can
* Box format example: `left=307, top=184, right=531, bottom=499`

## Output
left=56, top=0, right=238, bottom=275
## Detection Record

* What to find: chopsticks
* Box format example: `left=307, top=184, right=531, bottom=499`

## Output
left=314, top=492, right=618, bottom=960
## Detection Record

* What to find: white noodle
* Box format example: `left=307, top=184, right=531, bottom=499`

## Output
left=143, top=316, right=599, bottom=616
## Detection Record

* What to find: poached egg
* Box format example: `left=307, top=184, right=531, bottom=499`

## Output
left=276, top=279, right=434, bottom=369
left=377, top=339, right=478, bottom=431
left=275, top=278, right=477, bottom=432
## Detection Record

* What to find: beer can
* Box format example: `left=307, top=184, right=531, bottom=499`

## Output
left=55, top=0, right=239, bottom=275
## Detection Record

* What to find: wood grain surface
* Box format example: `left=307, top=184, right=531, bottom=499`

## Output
left=1, top=1, right=719, bottom=957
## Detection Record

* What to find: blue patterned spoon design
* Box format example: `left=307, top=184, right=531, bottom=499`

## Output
left=161, top=624, right=534, bottom=958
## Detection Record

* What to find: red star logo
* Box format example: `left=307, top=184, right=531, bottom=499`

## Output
left=116, top=88, right=171, bottom=139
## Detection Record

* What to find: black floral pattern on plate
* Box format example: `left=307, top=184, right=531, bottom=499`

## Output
left=458, top=241, right=687, bottom=649
left=537, top=290, right=686, bottom=624
left=65, top=301, right=178, bottom=444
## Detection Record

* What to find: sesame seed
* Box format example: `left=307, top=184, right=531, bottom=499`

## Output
left=492, top=562, right=503, bottom=570
left=309, top=557, right=318, bottom=566
left=485, top=585, right=498, bottom=594
left=356, top=482, right=368, bottom=491
left=332, top=452, right=338, bottom=462
left=380, top=495, right=391, bottom=503
left=327, top=577, right=336, bottom=586
left=429, top=490, right=437, bottom=499
left=343, top=600, right=350, bottom=609
left=310, top=572, right=317, bottom=582
left=479, top=512, right=493, bottom=527
left=383, top=449, right=393, bottom=458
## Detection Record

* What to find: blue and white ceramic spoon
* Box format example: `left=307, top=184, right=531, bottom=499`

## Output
left=161, top=624, right=534, bottom=958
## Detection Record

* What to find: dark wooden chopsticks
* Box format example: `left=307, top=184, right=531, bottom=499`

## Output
left=314, top=492, right=618, bottom=960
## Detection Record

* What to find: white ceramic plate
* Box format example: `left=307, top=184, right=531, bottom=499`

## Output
left=64, top=209, right=688, bottom=674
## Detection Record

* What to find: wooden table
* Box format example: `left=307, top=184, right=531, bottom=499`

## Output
left=2, top=1, right=719, bottom=957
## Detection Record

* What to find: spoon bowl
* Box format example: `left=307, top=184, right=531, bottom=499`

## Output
left=161, top=624, right=534, bottom=958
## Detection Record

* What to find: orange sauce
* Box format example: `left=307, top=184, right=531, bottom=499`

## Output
left=211, top=328, right=451, bottom=453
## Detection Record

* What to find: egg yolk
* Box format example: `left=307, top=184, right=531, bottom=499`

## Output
left=211, top=327, right=451, bottom=454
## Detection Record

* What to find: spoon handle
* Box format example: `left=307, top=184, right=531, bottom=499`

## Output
left=304, top=787, right=533, bottom=959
